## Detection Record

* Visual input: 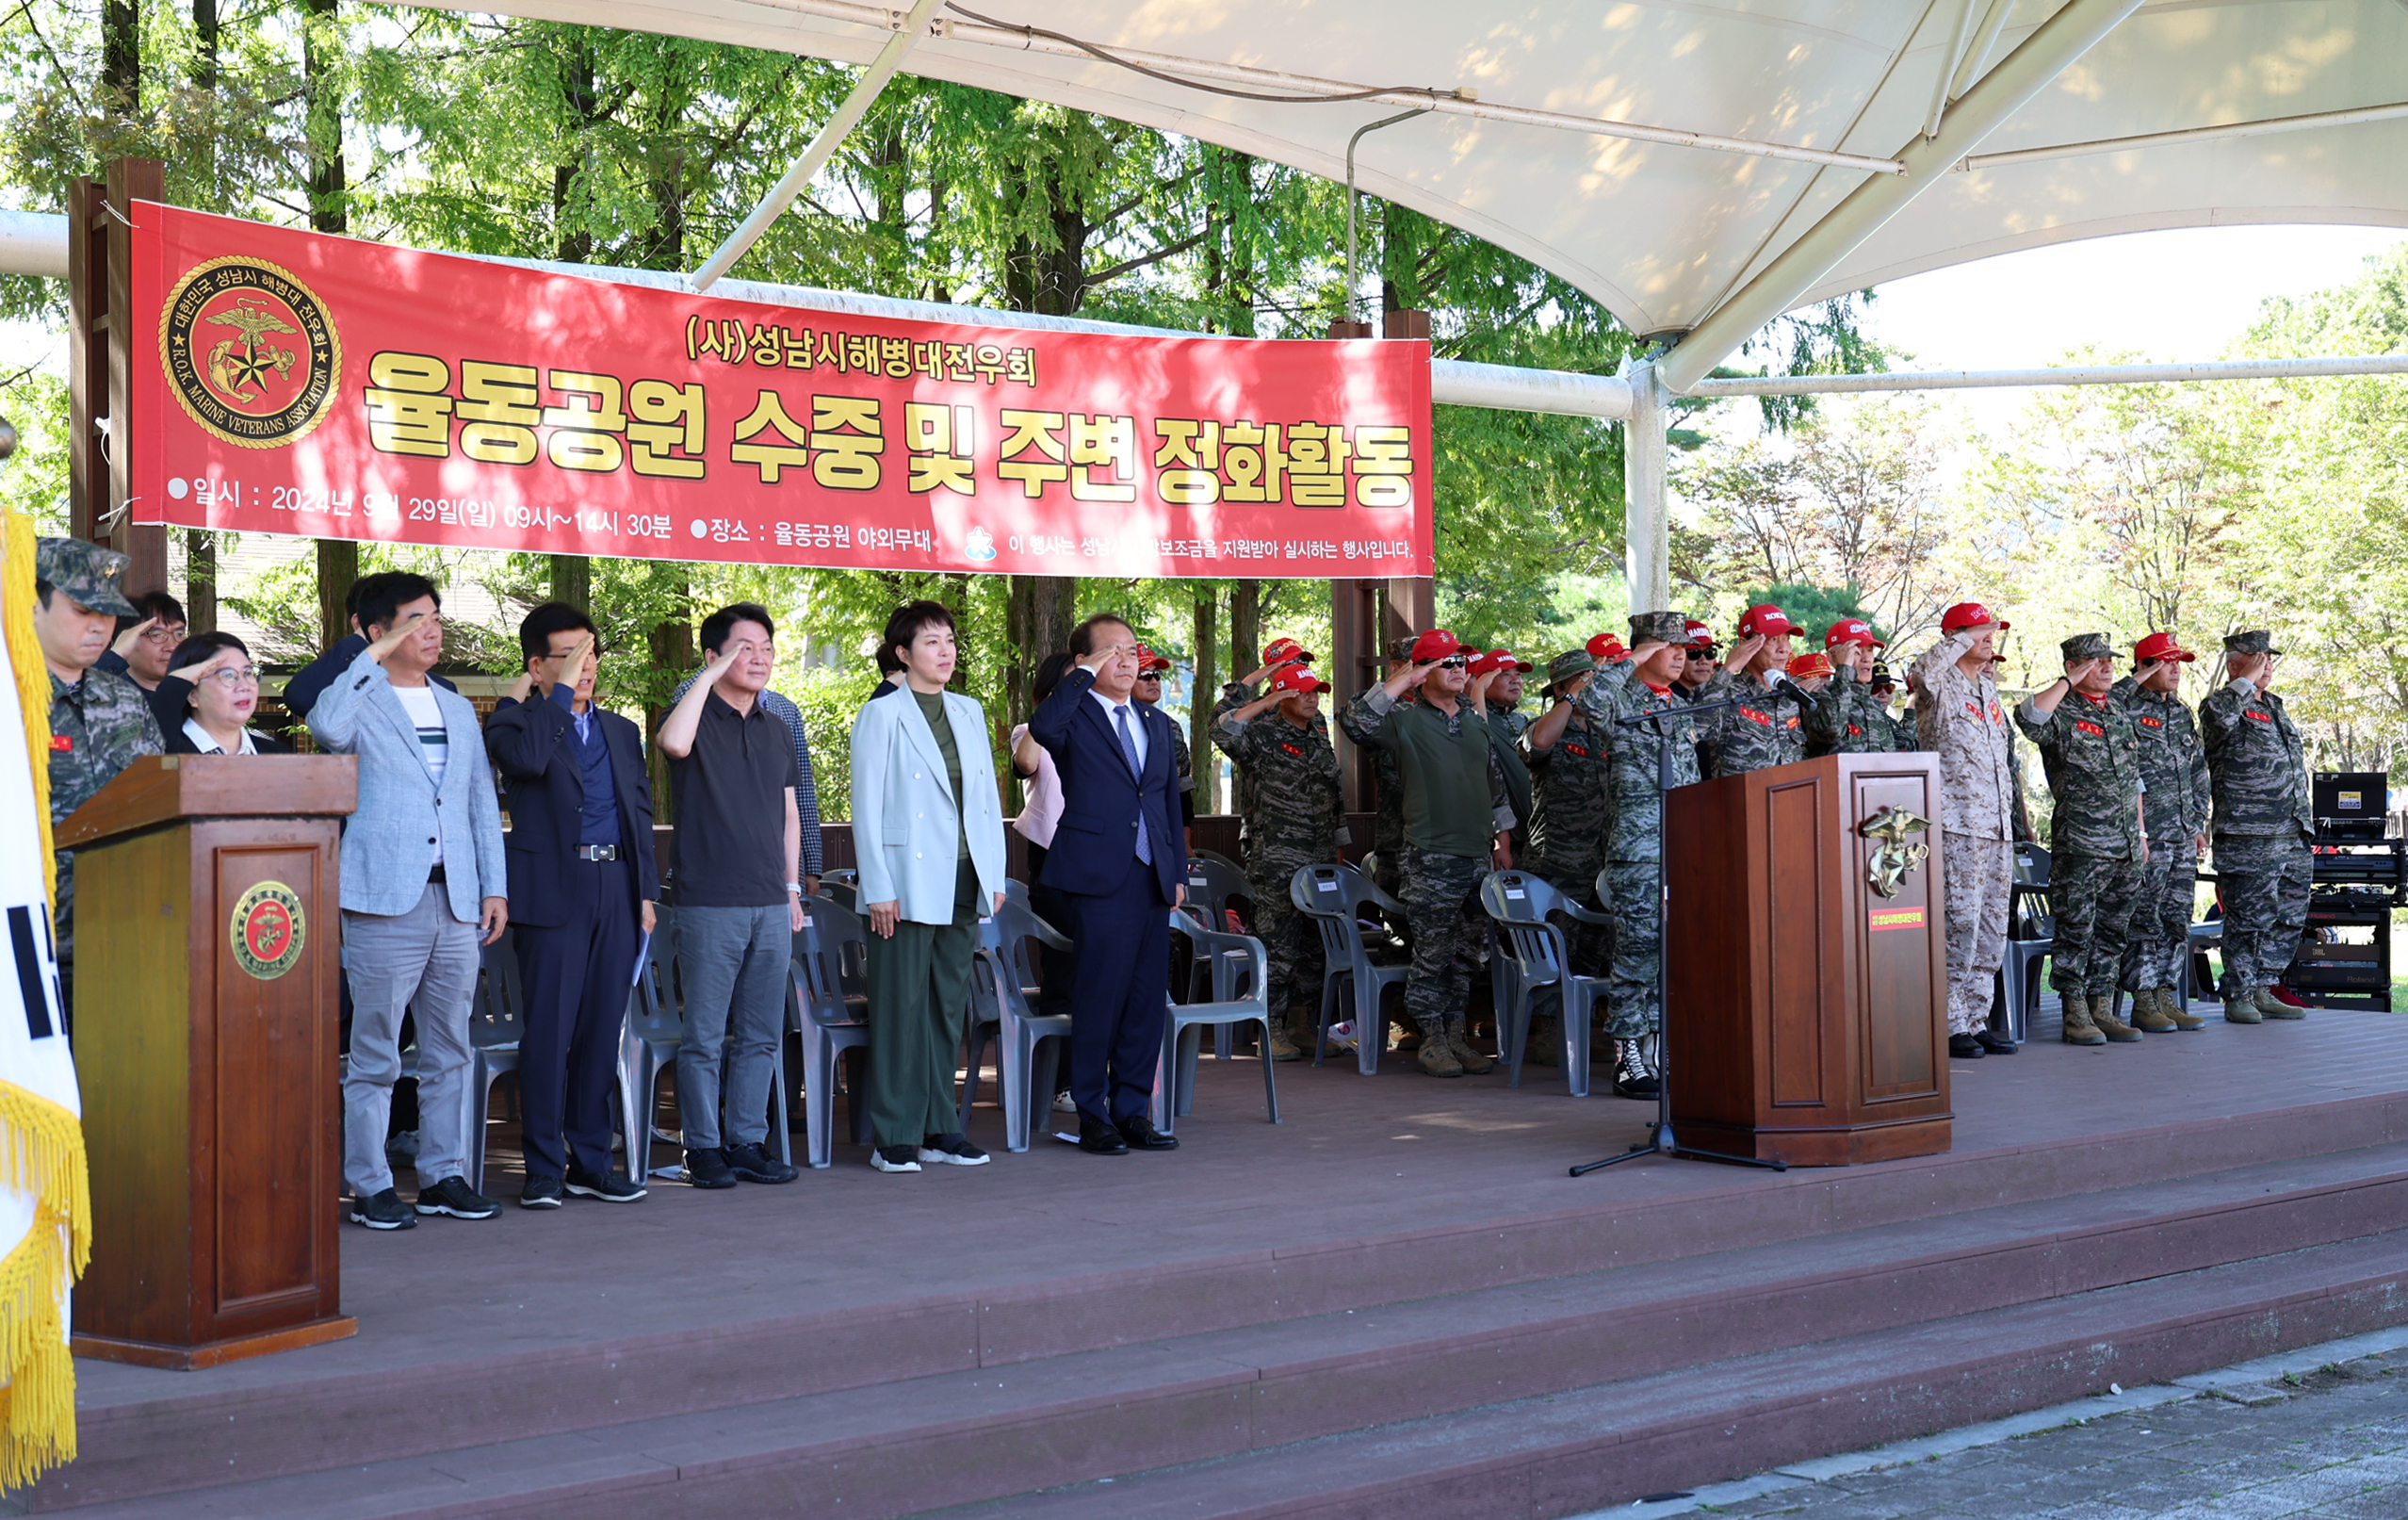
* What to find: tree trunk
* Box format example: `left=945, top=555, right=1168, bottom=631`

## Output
left=551, top=31, right=595, bottom=265
left=1191, top=587, right=1218, bottom=815
left=187, top=531, right=215, bottom=633
left=1229, top=579, right=1261, bottom=675
left=301, top=0, right=346, bottom=237
left=647, top=594, right=694, bottom=825
left=102, top=0, right=138, bottom=120
left=549, top=554, right=590, bottom=610
left=316, top=543, right=355, bottom=649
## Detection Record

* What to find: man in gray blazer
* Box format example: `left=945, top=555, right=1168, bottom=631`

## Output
left=310, top=574, right=510, bottom=1231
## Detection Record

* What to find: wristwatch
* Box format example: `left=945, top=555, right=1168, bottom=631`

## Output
left=784, top=881, right=803, bottom=894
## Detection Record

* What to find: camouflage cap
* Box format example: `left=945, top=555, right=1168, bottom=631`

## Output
left=2223, top=629, right=2282, bottom=657
left=1628, top=611, right=1689, bottom=646
left=1548, top=648, right=1596, bottom=684
left=35, top=536, right=137, bottom=616
left=2059, top=632, right=2117, bottom=662
left=1386, top=634, right=1419, bottom=662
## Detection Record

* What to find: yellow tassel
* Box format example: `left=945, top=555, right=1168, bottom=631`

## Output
left=0, top=1082, right=86, bottom=1489
left=4, top=512, right=55, bottom=913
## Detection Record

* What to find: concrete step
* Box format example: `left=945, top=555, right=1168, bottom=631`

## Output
left=40, top=1146, right=2408, bottom=1518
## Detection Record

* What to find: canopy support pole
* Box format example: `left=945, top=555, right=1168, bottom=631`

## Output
left=1655, top=0, right=2149, bottom=396
left=689, top=0, right=943, bottom=293
left=1622, top=360, right=1669, bottom=612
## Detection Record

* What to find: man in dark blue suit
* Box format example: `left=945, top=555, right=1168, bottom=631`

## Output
left=1029, top=613, right=1189, bottom=1154
left=485, top=603, right=658, bottom=1207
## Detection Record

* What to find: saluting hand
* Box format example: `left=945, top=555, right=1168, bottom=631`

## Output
left=1722, top=633, right=1765, bottom=675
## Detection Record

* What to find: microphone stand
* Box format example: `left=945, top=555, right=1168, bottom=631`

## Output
left=1573, top=685, right=1791, bottom=1177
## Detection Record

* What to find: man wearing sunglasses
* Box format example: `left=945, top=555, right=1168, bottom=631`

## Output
left=1131, top=646, right=1196, bottom=834
left=1343, top=629, right=1514, bottom=1078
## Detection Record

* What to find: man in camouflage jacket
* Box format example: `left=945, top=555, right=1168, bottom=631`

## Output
left=1700, top=604, right=1842, bottom=777
left=1816, top=618, right=1903, bottom=756
left=1212, top=663, right=1346, bottom=1059
left=2112, top=632, right=2211, bottom=1032
left=1572, top=612, right=1739, bottom=1097
left=33, top=537, right=166, bottom=1015
left=2015, top=634, right=2150, bottom=1045
left=2200, top=630, right=2313, bottom=1023
left=1912, top=602, right=2020, bottom=1056
left=1517, top=647, right=1616, bottom=1067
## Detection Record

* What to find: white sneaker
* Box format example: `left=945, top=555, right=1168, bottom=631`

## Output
left=1051, top=1091, right=1077, bottom=1113
left=870, top=1146, right=922, bottom=1173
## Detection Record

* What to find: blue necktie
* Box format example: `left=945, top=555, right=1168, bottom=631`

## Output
left=1115, top=704, right=1152, bottom=864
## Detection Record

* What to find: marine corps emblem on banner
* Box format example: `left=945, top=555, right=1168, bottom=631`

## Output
left=158, top=257, right=343, bottom=449
left=229, top=880, right=306, bottom=980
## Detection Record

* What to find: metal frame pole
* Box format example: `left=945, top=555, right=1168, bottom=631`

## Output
left=1622, top=360, right=1669, bottom=612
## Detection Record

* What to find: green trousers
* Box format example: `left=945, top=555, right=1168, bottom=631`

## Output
left=865, top=861, right=982, bottom=1149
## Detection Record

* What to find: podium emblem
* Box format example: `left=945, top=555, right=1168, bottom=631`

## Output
left=230, top=881, right=307, bottom=980
left=1858, top=807, right=1930, bottom=900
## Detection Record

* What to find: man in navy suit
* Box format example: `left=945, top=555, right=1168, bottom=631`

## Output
left=1030, top=613, right=1190, bottom=1154
left=485, top=603, right=658, bottom=1207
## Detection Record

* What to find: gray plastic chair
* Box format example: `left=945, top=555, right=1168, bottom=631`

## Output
left=1290, top=862, right=1410, bottom=1075
left=1181, top=856, right=1260, bottom=1053
left=1153, top=910, right=1279, bottom=1135
left=968, top=899, right=1075, bottom=1152
left=1480, top=872, right=1604, bottom=1096
left=1993, top=842, right=2053, bottom=1043
left=791, top=895, right=874, bottom=1169
left=616, top=905, right=682, bottom=1180
left=465, top=928, right=524, bottom=1195
left=819, top=871, right=860, bottom=912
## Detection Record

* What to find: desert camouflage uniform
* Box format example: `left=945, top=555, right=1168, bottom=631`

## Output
left=1912, top=629, right=2017, bottom=1035
left=1342, top=687, right=1510, bottom=1041
left=1572, top=657, right=1729, bottom=1038
left=2014, top=689, right=2145, bottom=998
left=1522, top=705, right=1616, bottom=976
left=2114, top=676, right=2211, bottom=991
left=1211, top=703, right=1345, bottom=1038
left=1700, top=674, right=1839, bottom=778
left=2200, top=674, right=2313, bottom=999
left=48, top=665, right=167, bottom=996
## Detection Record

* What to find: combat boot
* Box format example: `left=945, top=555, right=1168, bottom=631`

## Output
left=2255, top=985, right=2306, bottom=1021
left=1445, top=1020, right=1496, bottom=1075
left=1611, top=1038, right=1661, bottom=1099
left=2160, top=989, right=2205, bottom=1031
left=2127, top=987, right=2178, bottom=1034
left=2059, top=997, right=2107, bottom=1045
left=2092, top=994, right=2143, bottom=1042
left=1416, top=1037, right=1464, bottom=1078
left=1266, top=1028, right=1303, bottom=1063
left=2223, top=996, right=2262, bottom=1024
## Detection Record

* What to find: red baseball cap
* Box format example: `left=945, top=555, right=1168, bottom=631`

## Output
left=1132, top=645, right=1174, bottom=674
left=1270, top=663, right=1332, bottom=695
left=2133, top=631, right=2196, bottom=663
left=1586, top=632, right=1627, bottom=662
left=1262, top=636, right=1314, bottom=666
left=1824, top=617, right=1884, bottom=650
left=1786, top=651, right=1834, bottom=680
left=1470, top=647, right=1532, bottom=676
left=1684, top=619, right=1717, bottom=650
left=1941, top=601, right=2009, bottom=633
left=1409, top=629, right=1462, bottom=662
left=1738, top=604, right=1796, bottom=638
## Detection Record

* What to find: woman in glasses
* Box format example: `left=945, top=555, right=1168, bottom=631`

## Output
left=149, top=632, right=295, bottom=756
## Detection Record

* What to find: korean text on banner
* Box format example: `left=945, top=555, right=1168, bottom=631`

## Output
left=134, top=204, right=1433, bottom=580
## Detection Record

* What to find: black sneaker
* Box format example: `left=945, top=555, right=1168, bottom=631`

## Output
left=724, top=1140, right=799, bottom=1185
left=350, top=1187, right=416, bottom=1230
left=870, top=1145, right=923, bottom=1173
left=415, top=1175, right=499, bottom=1219
left=520, top=1174, right=564, bottom=1209
left=564, top=1169, right=647, bottom=1203
left=684, top=1148, right=737, bottom=1189
left=917, top=1134, right=990, bottom=1167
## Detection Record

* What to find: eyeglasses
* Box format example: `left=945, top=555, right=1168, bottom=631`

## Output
left=139, top=625, right=186, bottom=646
left=199, top=664, right=261, bottom=687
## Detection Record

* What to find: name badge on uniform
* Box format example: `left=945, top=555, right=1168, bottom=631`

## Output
left=2075, top=719, right=2104, bottom=737
left=49, top=735, right=71, bottom=752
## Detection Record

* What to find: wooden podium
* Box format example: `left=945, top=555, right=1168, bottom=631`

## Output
left=1665, top=753, right=1951, bottom=1166
left=58, top=754, right=359, bottom=1368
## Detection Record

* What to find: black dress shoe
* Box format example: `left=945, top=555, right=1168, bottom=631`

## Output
left=1116, top=1116, right=1180, bottom=1152
left=1947, top=1033, right=1986, bottom=1059
left=1078, top=1120, right=1129, bottom=1155
left=1974, top=1029, right=2019, bottom=1054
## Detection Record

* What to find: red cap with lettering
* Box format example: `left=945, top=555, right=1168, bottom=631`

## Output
left=1786, top=651, right=1834, bottom=680
left=1409, top=629, right=1462, bottom=662
left=1684, top=618, right=1717, bottom=650
left=1132, top=645, right=1174, bottom=674
left=1270, top=663, right=1332, bottom=695
left=1823, top=617, right=1884, bottom=650
left=2133, top=631, right=2195, bottom=663
left=1262, top=637, right=1313, bottom=666
left=1586, top=632, right=1627, bottom=662
left=1470, top=647, right=1533, bottom=676
left=1738, top=604, right=1796, bottom=638
left=1941, top=601, right=2010, bottom=633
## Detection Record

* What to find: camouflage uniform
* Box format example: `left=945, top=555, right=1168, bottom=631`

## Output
left=1825, top=678, right=1904, bottom=755
left=2199, top=637, right=2313, bottom=1001
left=36, top=539, right=164, bottom=1007
left=1700, top=673, right=1839, bottom=777
left=1572, top=627, right=1729, bottom=1038
left=2114, top=674, right=2210, bottom=992
left=1342, top=685, right=1510, bottom=1047
left=1522, top=691, right=1616, bottom=976
left=1215, top=678, right=1331, bottom=835
left=1339, top=668, right=1411, bottom=900
left=1912, top=628, right=2017, bottom=1036
left=1210, top=701, right=1345, bottom=1039
left=1486, top=704, right=1534, bottom=858
left=2013, top=649, right=2145, bottom=999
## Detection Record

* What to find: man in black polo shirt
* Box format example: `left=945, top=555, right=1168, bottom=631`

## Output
left=656, top=602, right=805, bottom=1189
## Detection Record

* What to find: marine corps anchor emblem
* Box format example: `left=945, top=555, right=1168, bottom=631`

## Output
left=1858, top=806, right=1930, bottom=900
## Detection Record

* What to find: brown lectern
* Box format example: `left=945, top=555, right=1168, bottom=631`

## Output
left=57, top=754, right=358, bottom=1368
left=1666, top=752, right=1951, bottom=1166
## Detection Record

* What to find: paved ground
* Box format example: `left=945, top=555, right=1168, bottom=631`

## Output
left=1638, top=1336, right=2408, bottom=1520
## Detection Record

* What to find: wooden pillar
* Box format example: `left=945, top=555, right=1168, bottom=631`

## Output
left=69, top=158, right=167, bottom=590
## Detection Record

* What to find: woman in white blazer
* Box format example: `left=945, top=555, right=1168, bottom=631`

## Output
left=849, top=600, right=1010, bottom=1173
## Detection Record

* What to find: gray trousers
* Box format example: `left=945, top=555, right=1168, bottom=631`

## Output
left=342, top=884, right=480, bottom=1198
left=675, top=904, right=790, bottom=1152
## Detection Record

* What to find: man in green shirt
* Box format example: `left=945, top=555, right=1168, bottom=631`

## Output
left=1342, top=629, right=1514, bottom=1078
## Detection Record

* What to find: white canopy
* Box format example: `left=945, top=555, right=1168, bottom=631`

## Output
left=394, top=0, right=2408, bottom=389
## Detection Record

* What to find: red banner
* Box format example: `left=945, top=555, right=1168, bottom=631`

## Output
left=131, top=204, right=1432, bottom=579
